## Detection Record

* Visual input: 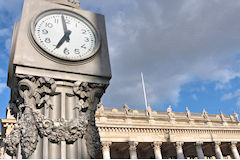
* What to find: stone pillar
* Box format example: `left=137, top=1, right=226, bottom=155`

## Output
left=102, top=141, right=112, bottom=159
left=214, top=141, right=223, bottom=159
left=152, top=142, right=162, bottom=159
left=129, top=141, right=138, bottom=159
left=195, top=141, right=204, bottom=159
left=231, top=141, right=240, bottom=159
left=176, top=142, right=184, bottom=159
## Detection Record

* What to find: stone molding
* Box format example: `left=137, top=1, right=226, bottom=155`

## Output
left=98, top=127, right=240, bottom=135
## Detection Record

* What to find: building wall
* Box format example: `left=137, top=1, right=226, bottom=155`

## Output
left=1, top=104, right=240, bottom=159
left=95, top=105, right=240, bottom=159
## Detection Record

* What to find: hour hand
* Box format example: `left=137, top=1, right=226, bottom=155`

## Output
left=55, top=30, right=72, bottom=49
left=55, top=35, right=66, bottom=49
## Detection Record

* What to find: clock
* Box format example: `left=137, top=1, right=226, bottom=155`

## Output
left=31, top=10, right=101, bottom=61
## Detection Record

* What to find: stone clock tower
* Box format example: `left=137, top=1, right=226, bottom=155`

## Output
left=5, top=0, right=111, bottom=159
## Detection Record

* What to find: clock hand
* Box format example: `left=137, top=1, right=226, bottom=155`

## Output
left=61, top=14, right=72, bottom=42
left=55, top=30, right=72, bottom=49
left=61, top=14, right=68, bottom=33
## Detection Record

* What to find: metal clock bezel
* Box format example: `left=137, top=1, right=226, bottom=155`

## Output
left=30, top=9, right=101, bottom=63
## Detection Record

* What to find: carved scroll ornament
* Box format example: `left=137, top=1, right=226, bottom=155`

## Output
left=5, top=76, right=106, bottom=158
left=73, top=81, right=107, bottom=158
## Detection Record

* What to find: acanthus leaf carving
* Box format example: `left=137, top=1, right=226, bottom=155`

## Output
left=73, top=81, right=107, bottom=158
left=5, top=75, right=105, bottom=158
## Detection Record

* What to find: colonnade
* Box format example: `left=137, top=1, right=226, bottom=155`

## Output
left=101, top=141, right=240, bottom=159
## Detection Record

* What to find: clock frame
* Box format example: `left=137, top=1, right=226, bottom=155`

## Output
left=30, top=9, right=101, bottom=62
left=8, top=0, right=111, bottom=86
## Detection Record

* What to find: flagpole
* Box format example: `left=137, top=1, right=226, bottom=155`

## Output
left=141, top=72, right=148, bottom=111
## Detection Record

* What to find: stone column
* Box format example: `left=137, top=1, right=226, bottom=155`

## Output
left=102, top=141, right=112, bottom=159
left=152, top=142, right=162, bottom=159
left=214, top=141, right=223, bottom=159
left=195, top=141, right=204, bottom=159
left=176, top=142, right=184, bottom=159
left=129, top=141, right=138, bottom=159
left=231, top=141, right=240, bottom=159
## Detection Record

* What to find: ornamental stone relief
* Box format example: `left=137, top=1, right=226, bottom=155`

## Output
left=4, top=75, right=106, bottom=158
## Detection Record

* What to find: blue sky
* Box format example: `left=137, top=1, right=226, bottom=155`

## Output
left=1, top=0, right=240, bottom=118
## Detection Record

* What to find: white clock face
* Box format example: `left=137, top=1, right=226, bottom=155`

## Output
left=32, top=10, right=100, bottom=61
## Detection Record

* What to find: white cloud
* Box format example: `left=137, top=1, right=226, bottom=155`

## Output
left=192, top=94, right=198, bottom=101
left=221, top=89, right=240, bottom=101
left=1, top=0, right=239, bottom=109
left=222, top=89, right=240, bottom=109
left=80, top=0, right=240, bottom=108
left=0, top=69, right=6, bottom=78
left=0, top=83, right=6, bottom=94
left=0, top=28, right=11, bottom=37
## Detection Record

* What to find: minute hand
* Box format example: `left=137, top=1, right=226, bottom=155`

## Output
left=61, top=14, right=68, bottom=33
left=61, top=15, right=71, bottom=42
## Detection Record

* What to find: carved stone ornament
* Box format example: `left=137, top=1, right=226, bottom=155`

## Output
left=234, top=111, right=239, bottom=122
left=202, top=109, right=210, bottom=121
left=167, top=105, right=175, bottom=120
left=146, top=105, right=152, bottom=118
left=128, top=141, right=138, bottom=151
left=123, top=104, right=131, bottom=115
left=152, top=141, right=162, bottom=150
left=175, top=141, right=184, bottom=150
left=97, top=102, right=105, bottom=115
left=73, top=81, right=107, bottom=158
left=47, top=0, right=80, bottom=7
left=186, top=107, right=191, bottom=120
left=4, top=75, right=106, bottom=158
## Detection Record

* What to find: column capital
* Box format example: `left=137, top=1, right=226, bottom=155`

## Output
left=175, top=141, right=184, bottom=150
left=152, top=141, right=162, bottom=150
left=231, top=141, right=238, bottom=148
left=101, top=141, right=112, bottom=150
left=176, top=141, right=184, bottom=146
left=214, top=141, right=221, bottom=147
left=231, top=141, right=238, bottom=145
left=196, top=141, right=203, bottom=146
left=129, top=141, right=138, bottom=150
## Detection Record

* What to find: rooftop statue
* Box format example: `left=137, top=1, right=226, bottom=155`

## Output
left=146, top=105, right=152, bottom=118
left=123, top=104, right=131, bottom=115
left=167, top=105, right=175, bottom=120
left=234, top=111, right=239, bottom=122
left=186, top=107, right=191, bottom=120
left=98, top=102, right=104, bottom=116
left=202, top=109, right=209, bottom=121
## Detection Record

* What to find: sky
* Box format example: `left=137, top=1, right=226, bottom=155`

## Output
left=1, top=0, right=240, bottom=118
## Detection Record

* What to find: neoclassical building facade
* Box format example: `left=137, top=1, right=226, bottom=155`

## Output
left=1, top=104, right=240, bottom=159
left=95, top=104, right=240, bottom=159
